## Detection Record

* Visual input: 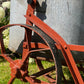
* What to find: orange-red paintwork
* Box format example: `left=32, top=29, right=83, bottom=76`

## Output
left=0, top=0, right=84, bottom=84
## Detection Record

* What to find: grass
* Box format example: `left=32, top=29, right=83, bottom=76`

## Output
left=0, top=58, right=55, bottom=84
left=0, top=25, right=83, bottom=84
left=0, top=60, right=29, bottom=84
left=0, top=7, right=82, bottom=84
left=0, top=29, right=83, bottom=83
left=0, top=61, right=10, bottom=84
left=0, top=57, right=69, bottom=84
left=0, top=56, right=77, bottom=84
left=1, top=54, right=84, bottom=84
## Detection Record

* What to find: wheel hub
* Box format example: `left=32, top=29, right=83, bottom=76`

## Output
left=10, top=59, right=28, bottom=82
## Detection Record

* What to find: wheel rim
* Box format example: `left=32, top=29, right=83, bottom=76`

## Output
left=0, top=24, right=62, bottom=84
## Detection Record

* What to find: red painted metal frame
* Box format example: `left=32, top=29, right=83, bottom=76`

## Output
left=0, top=23, right=84, bottom=83
left=0, top=0, right=84, bottom=84
left=21, top=0, right=37, bottom=80
left=24, top=0, right=84, bottom=84
left=0, top=24, right=52, bottom=84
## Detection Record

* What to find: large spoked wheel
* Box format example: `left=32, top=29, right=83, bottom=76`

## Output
left=0, top=24, right=62, bottom=84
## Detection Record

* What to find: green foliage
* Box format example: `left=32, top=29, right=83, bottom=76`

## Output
left=3, top=28, right=9, bottom=48
left=0, top=8, right=10, bottom=48
left=0, top=15, right=9, bottom=27
left=0, top=60, right=79, bottom=84
left=0, top=61, right=52, bottom=84
left=0, top=62, right=10, bottom=84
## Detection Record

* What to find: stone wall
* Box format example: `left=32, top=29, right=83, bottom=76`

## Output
left=9, top=0, right=84, bottom=61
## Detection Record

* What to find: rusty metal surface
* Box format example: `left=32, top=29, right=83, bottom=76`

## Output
left=0, top=24, right=62, bottom=84
left=0, top=0, right=84, bottom=84
left=0, top=21, right=84, bottom=83
left=9, top=0, right=84, bottom=53
left=25, top=3, right=84, bottom=83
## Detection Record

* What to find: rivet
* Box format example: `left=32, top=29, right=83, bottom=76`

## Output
left=64, top=45, right=67, bottom=49
left=29, top=14, right=31, bottom=17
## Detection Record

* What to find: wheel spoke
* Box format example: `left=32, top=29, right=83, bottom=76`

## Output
left=0, top=24, right=62, bottom=84
left=0, top=54, right=15, bottom=64
left=30, top=66, right=55, bottom=78
left=43, top=75, right=56, bottom=83
left=25, top=76, right=50, bottom=84
left=31, top=42, right=49, bottom=49
left=8, top=76, right=15, bottom=84
left=30, top=48, right=50, bottom=53
left=35, top=59, right=56, bottom=83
